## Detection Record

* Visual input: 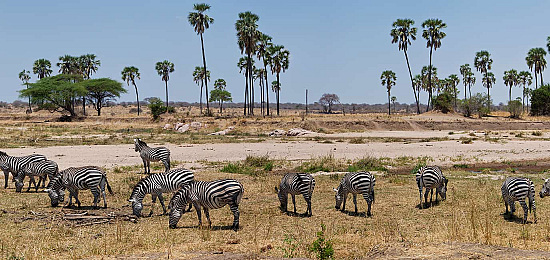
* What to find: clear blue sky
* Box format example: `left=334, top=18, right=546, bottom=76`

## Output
left=0, top=0, right=548, bottom=105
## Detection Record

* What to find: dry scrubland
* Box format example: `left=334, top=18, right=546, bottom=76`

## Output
left=1, top=106, right=550, bottom=259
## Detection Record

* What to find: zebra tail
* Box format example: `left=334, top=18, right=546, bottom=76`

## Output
left=370, top=175, right=375, bottom=204
left=528, top=182, right=534, bottom=213
left=105, top=176, right=113, bottom=195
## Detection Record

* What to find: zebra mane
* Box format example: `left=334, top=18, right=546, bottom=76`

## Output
left=0, top=151, right=7, bottom=156
left=129, top=177, right=148, bottom=200
left=136, top=138, right=148, bottom=147
left=46, top=174, right=63, bottom=190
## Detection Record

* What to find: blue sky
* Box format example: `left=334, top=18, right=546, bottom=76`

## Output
left=0, top=0, right=548, bottom=105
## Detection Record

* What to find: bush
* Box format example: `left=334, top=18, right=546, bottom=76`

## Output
left=147, top=98, right=166, bottom=120
left=433, top=92, right=453, bottom=113
left=507, top=100, right=522, bottom=118
left=530, top=84, right=550, bottom=116
left=308, top=224, right=334, bottom=260
left=460, top=93, right=491, bottom=118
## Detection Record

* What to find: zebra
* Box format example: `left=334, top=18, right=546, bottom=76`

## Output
left=128, top=168, right=195, bottom=217
left=169, top=179, right=244, bottom=231
left=416, top=166, right=448, bottom=209
left=0, top=151, right=47, bottom=188
left=15, top=160, right=59, bottom=192
left=540, top=178, right=550, bottom=198
left=502, top=176, right=537, bottom=223
left=134, top=138, right=170, bottom=174
left=333, top=172, right=376, bottom=216
left=45, top=166, right=113, bottom=208
left=275, top=173, right=315, bottom=217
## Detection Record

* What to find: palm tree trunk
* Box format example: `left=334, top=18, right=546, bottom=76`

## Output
left=541, top=73, right=544, bottom=86
left=404, top=50, right=420, bottom=114
left=82, top=97, right=86, bottom=116
left=468, top=83, right=472, bottom=99
left=165, top=80, right=169, bottom=108
left=264, top=64, right=270, bottom=116
left=522, top=84, right=526, bottom=112
left=509, top=86, right=512, bottom=104
left=454, top=85, right=457, bottom=111
left=133, top=82, right=140, bottom=116
left=200, top=81, right=203, bottom=114
left=220, top=100, right=222, bottom=114
left=487, top=86, right=491, bottom=111
left=200, top=33, right=210, bottom=114
left=535, top=72, right=538, bottom=89
left=244, top=69, right=249, bottom=116
left=427, top=46, right=433, bottom=111
left=248, top=56, right=254, bottom=116
left=276, top=73, right=280, bottom=116
left=387, top=91, right=391, bottom=115
left=26, top=83, right=32, bottom=113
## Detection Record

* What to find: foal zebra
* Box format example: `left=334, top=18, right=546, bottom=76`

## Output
left=416, top=166, right=448, bottom=209
left=134, top=138, right=171, bottom=174
left=333, top=172, right=376, bottom=216
left=169, top=179, right=244, bottom=231
left=128, top=168, right=195, bottom=217
left=45, top=166, right=113, bottom=208
left=502, top=177, right=537, bottom=223
left=276, top=173, right=315, bottom=217
left=15, top=160, right=59, bottom=192
left=0, top=151, right=47, bottom=188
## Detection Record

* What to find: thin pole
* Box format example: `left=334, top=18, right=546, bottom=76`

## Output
left=305, top=89, right=308, bottom=115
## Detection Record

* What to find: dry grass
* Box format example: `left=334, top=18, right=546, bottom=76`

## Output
left=2, top=165, right=550, bottom=259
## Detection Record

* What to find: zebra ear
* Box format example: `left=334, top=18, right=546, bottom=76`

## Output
left=44, top=188, right=50, bottom=192
left=333, top=188, right=338, bottom=192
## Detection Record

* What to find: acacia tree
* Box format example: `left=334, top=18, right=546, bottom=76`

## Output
left=121, top=66, right=141, bottom=115
left=319, top=93, right=339, bottom=114
left=422, top=19, right=446, bottom=100
left=526, top=48, right=547, bottom=88
left=380, top=70, right=396, bottom=115
left=19, top=70, right=32, bottom=113
left=155, top=60, right=175, bottom=108
left=189, top=3, right=214, bottom=114
left=81, top=78, right=126, bottom=116
left=32, top=59, right=52, bottom=79
left=268, top=44, right=290, bottom=116
left=518, top=71, right=533, bottom=111
left=391, top=19, right=419, bottom=114
left=236, top=11, right=260, bottom=116
left=209, top=88, right=232, bottom=114
left=503, top=69, right=519, bottom=103
left=474, top=50, right=493, bottom=110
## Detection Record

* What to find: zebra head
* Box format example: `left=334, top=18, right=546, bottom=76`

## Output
left=437, top=177, right=448, bottom=200
left=14, top=170, right=25, bottom=192
left=134, top=138, right=146, bottom=152
left=45, top=175, right=65, bottom=206
left=333, top=187, right=344, bottom=210
left=168, top=188, right=189, bottom=229
left=128, top=198, right=143, bottom=217
left=540, top=179, right=550, bottom=198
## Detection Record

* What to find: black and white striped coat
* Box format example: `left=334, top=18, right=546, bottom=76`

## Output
left=134, top=138, right=170, bottom=174
left=15, top=160, right=59, bottom=192
left=128, top=168, right=194, bottom=217
left=45, top=166, right=113, bottom=208
left=169, top=179, right=244, bottom=231
left=276, top=173, right=315, bottom=216
left=416, top=166, right=448, bottom=209
left=0, top=151, right=47, bottom=188
left=333, top=172, right=375, bottom=216
left=502, top=177, right=537, bottom=223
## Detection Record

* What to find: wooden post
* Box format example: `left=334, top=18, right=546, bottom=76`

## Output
left=305, top=89, right=308, bottom=115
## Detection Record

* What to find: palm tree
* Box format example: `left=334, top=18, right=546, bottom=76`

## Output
left=448, top=74, right=460, bottom=110
left=237, top=56, right=254, bottom=113
left=413, top=74, right=423, bottom=102
left=121, top=66, right=141, bottom=115
left=257, top=33, right=272, bottom=116
left=57, top=55, right=80, bottom=75
left=482, top=72, right=496, bottom=110
left=32, top=59, right=52, bottom=79
left=189, top=3, right=214, bottom=114
left=254, top=67, right=266, bottom=115
left=271, top=80, right=281, bottom=112
left=391, top=96, right=397, bottom=113
left=421, top=65, right=437, bottom=111
left=459, top=64, right=473, bottom=99
left=391, top=19, right=420, bottom=114
left=503, top=69, right=519, bottom=103
left=523, top=87, right=533, bottom=112
left=214, top=79, right=226, bottom=90
left=518, top=71, right=533, bottom=112
left=547, top=36, right=550, bottom=53
left=194, top=66, right=210, bottom=114
left=19, top=70, right=32, bottom=113
left=155, top=60, right=175, bottom=108
left=422, top=19, right=446, bottom=100
left=526, top=48, right=547, bottom=88
left=236, top=11, right=260, bottom=116
left=78, top=54, right=101, bottom=115
left=381, top=70, right=397, bottom=115
left=268, top=44, right=290, bottom=116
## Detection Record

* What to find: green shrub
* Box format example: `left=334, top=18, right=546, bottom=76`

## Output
left=221, top=163, right=240, bottom=173
left=530, top=84, right=550, bottom=116
left=410, top=162, right=427, bottom=174
left=433, top=92, right=453, bottom=113
left=309, top=224, right=334, bottom=260
left=507, top=99, right=522, bottom=118
left=280, top=234, right=299, bottom=258
left=147, top=98, right=166, bottom=120
left=460, top=93, right=491, bottom=118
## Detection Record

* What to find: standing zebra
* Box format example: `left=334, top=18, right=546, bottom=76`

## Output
left=15, top=160, right=59, bottom=192
left=333, top=172, right=376, bottom=216
left=128, top=168, right=195, bottom=217
left=276, top=173, right=315, bottom=217
left=169, top=179, right=244, bottom=231
left=45, top=166, right=113, bottom=208
left=0, top=151, right=47, bottom=188
left=502, top=177, right=536, bottom=223
left=134, top=138, right=170, bottom=174
left=416, top=166, right=448, bottom=209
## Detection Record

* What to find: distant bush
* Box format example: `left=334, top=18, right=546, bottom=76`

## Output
left=147, top=98, right=166, bottom=120
left=460, top=93, right=490, bottom=118
left=507, top=100, right=522, bottom=118
left=433, top=92, right=453, bottom=113
left=530, top=84, right=550, bottom=116
left=129, top=107, right=143, bottom=114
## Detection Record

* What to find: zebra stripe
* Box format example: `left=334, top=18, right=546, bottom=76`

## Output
left=502, top=176, right=537, bottom=223
left=169, top=179, right=244, bottom=231
left=134, top=138, right=171, bottom=174
left=333, top=172, right=376, bottom=216
left=416, top=166, right=448, bottom=209
left=276, top=173, right=315, bottom=216
left=0, top=151, right=47, bottom=188
left=46, top=166, right=113, bottom=208
left=15, top=160, right=59, bottom=192
left=128, top=168, right=194, bottom=217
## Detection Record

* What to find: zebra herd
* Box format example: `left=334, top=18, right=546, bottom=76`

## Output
left=0, top=138, right=546, bottom=232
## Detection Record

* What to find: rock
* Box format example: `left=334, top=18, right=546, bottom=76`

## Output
left=208, top=126, right=235, bottom=136
left=287, top=128, right=314, bottom=136
left=174, top=122, right=185, bottom=131
left=177, top=124, right=190, bottom=133
left=268, top=129, right=286, bottom=137
left=163, top=124, right=172, bottom=130
left=190, top=122, right=202, bottom=130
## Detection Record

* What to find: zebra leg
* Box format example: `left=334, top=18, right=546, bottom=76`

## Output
left=424, top=189, right=430, bottom=208
left=158, top=193, right=167, bottom=215
left=303, top=193, right=312, bottom=217
left=150, top=194, right=157, bottom=217
left=91, top=187, right=100, bottom=209
left=342, top=193, right=348, bottom=212
left=27, top=176, right=34, bottom=192
left=519, top=199, right=529, bottom=224
left=419, top=187, right=423, bottom=209
left=100, top=179, right=108, bottom=208
left=230, top=203, right=240, bottom=231
left=187, top=203, right=193, bottom=212
left=353, top=194, right=358, bottom=214
left=291, top=194, right=296, bottom=214
left=73, top=190, right=81, bottom=208
left=429, top=189, right=434, bottom=205
left=3, top=170, right=8, bottom=189
left=203, top=208, right=211, bottom=228
left=194, top=203, right=203, bottom=227
left=163, top=160, right=170, bottom=172
left=142, top=159, right=147, bottom=174
left=504, top=198, right=509, bottom=214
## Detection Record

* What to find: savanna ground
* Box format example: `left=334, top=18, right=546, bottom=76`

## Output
left=2, top=105, right=550, bottom=259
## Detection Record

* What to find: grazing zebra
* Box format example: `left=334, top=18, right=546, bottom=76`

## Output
left=134, top=138, right=171, bottom=174
left=540, top=179, right=550, bottom=198
left=128, top=168, right=195, bottom=217
left=15, top=160, right=59, bottom=192
left=416, top=166, right=448, bottom=209
left=0, top=151, right=47, bottom=188
left=169, top=179, right=244, bottom=231
left=333, top=172, right=376, bottom=216
left=502, top=177, right=537, bottom=223
left=275, top=173, right=315, bottom=217
left=45, top=166, right=113, bottom=208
